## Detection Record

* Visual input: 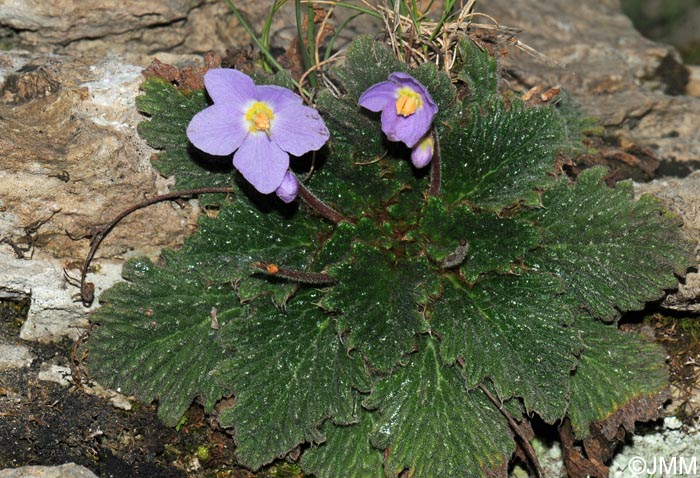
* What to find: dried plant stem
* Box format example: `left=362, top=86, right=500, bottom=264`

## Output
left=296, top=179, right=349, bottom=224
left=478, top=383, right=544, bottom=478
left=251, top=261, right=337, bottom=285
left=69, top=186, right=235, bottom=307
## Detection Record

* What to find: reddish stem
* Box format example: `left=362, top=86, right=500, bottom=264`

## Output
left=70, top=186, right=235, bottom=307
left=296, top=179, right=349, bottom=224
left=428, top=128, right=442, bottom=197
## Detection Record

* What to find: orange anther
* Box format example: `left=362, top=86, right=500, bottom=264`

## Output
left=253, top=112, right=271, bottom=131
left=396, top=94, right=419, bottom=116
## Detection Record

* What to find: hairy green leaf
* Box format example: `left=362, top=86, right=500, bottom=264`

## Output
left=336, top=35, right=404, bottom=100
left=88, top=194, right=330, bottom=425
left=568, top=318, right=669, bottom=438
left=312, top=92, right=413, bottom=217
left=323, top=243, right=436, bottom=371
left=409, top=60, right=460, bottom=125
left=432, top=273, right=580, bottom=422
left=216, top=292, right=370, bottom=469
left=418, top=197, right=539, bottom=281
left=88, top=257, right=243, bottom=426
left=312, top=222, right=356, bottom=271
left=364, top=337, right=514, bottom=478
left=178, top=198, right=328, bottom=302
left=136, top=78, right=233, bottom=203
left=301, top=408, right=384, bottom=478
left=525, top=166, right=695, bottom=320
left=440, top=98, right=562, bottom=209
left=552, top=91, right=604, bottom=154
left=457, top=38, right=498, bottom=101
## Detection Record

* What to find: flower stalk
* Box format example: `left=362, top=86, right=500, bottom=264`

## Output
left=69, top=186, right=235, bottom=307
left=428, top=128, right=442, bottom=196
left=296, top=179, right=349, bottom=224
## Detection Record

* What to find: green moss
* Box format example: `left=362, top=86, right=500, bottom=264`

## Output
left=0, top=296, right=31, bottom=330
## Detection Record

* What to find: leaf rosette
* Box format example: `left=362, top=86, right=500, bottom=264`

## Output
left=86, top=36, right=695, bottom=478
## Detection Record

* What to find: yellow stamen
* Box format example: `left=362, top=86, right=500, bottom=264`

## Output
left=395, top=87, right=422, bottom=117
left=253, top=112, right=270, bottom=130
left=245, top=101, right=274, bottom=133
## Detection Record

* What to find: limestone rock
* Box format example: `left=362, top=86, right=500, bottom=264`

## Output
left=0, top=0, right=297, bottom=66
left=480, top=0, right=700, bottom=172
left=0, top=342, right=34, bottom=371
left=0, top=252, right=124, bottom=342
left=0, top=53, right=200, bottom=261
left=635, top=174, right=700, bottom=312
left=687, top=65, right=700, bottom=97
left=0, top=52, right=202, bottom=341
left=0, top=0, right=198, bottom=45
left=38, top=363, right=73, bottom=387
left=0, top=464, right=98, bottom=478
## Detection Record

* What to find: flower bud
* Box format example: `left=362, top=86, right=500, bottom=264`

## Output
left=275, top=171, right=299, bottom=203
left=411, top=133, right=434, bottom=168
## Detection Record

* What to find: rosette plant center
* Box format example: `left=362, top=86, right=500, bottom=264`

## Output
left=85, top=36, right=694, bottom=478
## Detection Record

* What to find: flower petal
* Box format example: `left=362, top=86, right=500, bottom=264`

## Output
left=387, top=71, right=418, bottom=84
left=358, top=80, right=397, bottom=112
left=257, top=85, right=304, bottom=112
left=271, top=103, right=329, bottom=157
left=275, top=171, right=299, bottom=203
left=388, top=71, right=438, bottom=116
left=187, top=103, right=248, bottom=156
left=204, top=69, right=257, bottom=109
left=410, top=98, right=438, bottom=137
left=380, top=106, right=429, bottom=148
left=233, top=134, right=289, bottom=194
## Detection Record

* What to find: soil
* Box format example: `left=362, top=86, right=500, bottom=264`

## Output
left=0, top=300, right=306, bottom=478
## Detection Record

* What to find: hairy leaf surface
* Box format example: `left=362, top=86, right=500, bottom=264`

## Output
left=313, top=92, right=412, bottom=217
left=432, top=273, right=580, bottom=421
left=440, top=98, right=562, bottom=209
left=457, top=38, right=498, bottom=101
left=364, top=337, right=513, bottom=478
left=216, top=292, right=370, bottom=469
left=568, top=318, right=669, bottom=438
left=525, top=166, right=695, bottom=320
left=177, top=198, right=327, bottom=302
left=88, top=195, right=329, bottom=424
left=336, top=35, right=405, bottom=101
left=88, top=258, right=243, bottom=426
left=418, top=197, right=539, bottom=281
left=323, top=243, right=436, bottom=371
left=301, top=409, right=384, bottom=478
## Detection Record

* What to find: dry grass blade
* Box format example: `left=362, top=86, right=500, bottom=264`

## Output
left=355, top=0, right=560, bottom=76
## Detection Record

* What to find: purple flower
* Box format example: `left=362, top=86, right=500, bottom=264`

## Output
left=358, top=72, right=437, bottom=148
left=410, top=133, right=434, bottom=168
left=275, top=172, right=299, bottom=204
left=186, top=69, right=329, bottom=201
